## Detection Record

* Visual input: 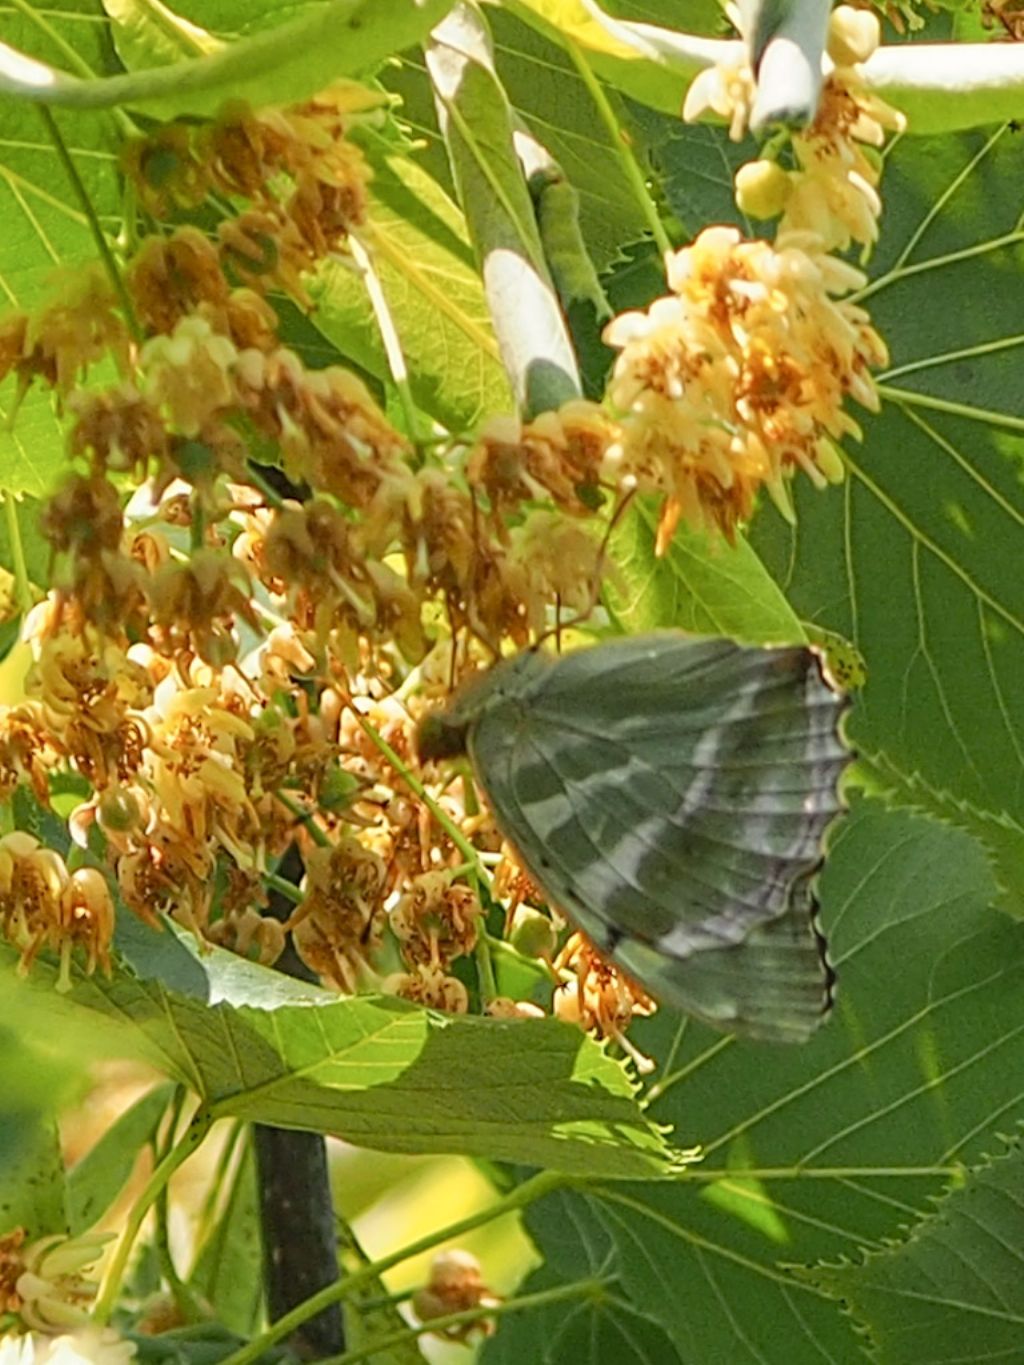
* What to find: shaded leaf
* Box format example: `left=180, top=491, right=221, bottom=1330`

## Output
left=489, top=7, right=654, bottom=274
left=0, top=1112, right=66, bottom=1239
left=483, top=1261, right=682, bottom=1365
left=0, top=1019, right=82, bottom=1236
left=127, top=1324, right=265, bottom=1365
left=624, top=99, right=757, bottom=239
left=749, top=124, right=1024, bottom=912
left=190, top=1136, right=263, bottom=1336
left=504, top=799, right=1024, bottom=1361
left=814, top=1135, right=1024, bottom=1364
left=67, top=1082, right=175, bottom=1234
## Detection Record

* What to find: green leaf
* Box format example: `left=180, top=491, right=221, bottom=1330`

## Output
left=2, top=925, right=675, bottom=1178
left=624, top=99, right=757, bottom=239
left=1, top=0, right=457, bottom=119
left=311, top=146, right=513, bottom=432
left=189, top=1137, right=262, bottom=1336
left=388, top=29, right=644, bottom=278
left=127, top=1323, right=255, bottom=1365
left=0, top=495, right=50, bottom=593
left=0, top=1111, right=66, bottom=1239
left=607, top=499, right=805, bottom=644
left=67, top=1082, right=175, bottom=1234
left=336, top=1219, right=425, bottom=1365
left=426, top=4, right=580, bottom=417
left=0, top=1017, right=83, bottom=1237
left=102, top=0, right=222, bottom=70
left=489, top=7, right=654, bottom=275
left=483, top=1259, right=683, bottom=1365
left=813, top=1136, right=1024, bottom=1363
left=749, top=125, right=1024, bottom=912
left=506, top=0, right=690, bottom=120
left=0, top=4, right=123, bottom=498
left=501, top=798, right=1024, bottom=1361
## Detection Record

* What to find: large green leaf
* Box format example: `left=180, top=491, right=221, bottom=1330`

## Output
left=749, top=125, right=1024, bottom=911
left=0, top=922, right=674, bottom=1178
left=426, top=4, right=580, bottom=418
left=67, top=1082, right=175, bottom=1234
left=2, top=0, right=457, bottom=118
left=189, top=1137, right=263, bottom=1336
left=386, top=10, right=654, bottom=279
left=607, top=498, right=804, bottom=644
left=483, top=1257, right=683, bottom=1365
left=487, top=799, right=1024, bottom=1362
left=311, top=145, right=512, bottom=432
left=0, top=1023, right=79, bottom=1238
left=0, top=2, right=122, bottom=496
left=814, top=1135, right=1024, bottom=1363
left=489, top=8, right=653, bottom=275
left=624, top=98, right=755, bottom=240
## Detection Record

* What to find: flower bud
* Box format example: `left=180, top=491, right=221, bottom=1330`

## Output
left=827, top=6, right=880, bottom=66
left=508, top=906, right=557, bottom=960
left=734, top=160, right=791, bottom=220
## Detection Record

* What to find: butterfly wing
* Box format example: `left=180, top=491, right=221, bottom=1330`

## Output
left=615, top=876, right=833, bottom=1042
left=466, top=634, right=849, bottom=1041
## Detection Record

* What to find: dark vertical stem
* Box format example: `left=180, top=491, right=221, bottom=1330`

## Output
left=254, top=845, right=344, bottom=1359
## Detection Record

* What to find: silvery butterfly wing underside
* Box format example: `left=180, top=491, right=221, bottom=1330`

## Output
left=418, top=634, right=851, bottom=1043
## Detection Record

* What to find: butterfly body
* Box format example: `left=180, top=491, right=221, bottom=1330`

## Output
left=419, top=634, right=851, bottom=1043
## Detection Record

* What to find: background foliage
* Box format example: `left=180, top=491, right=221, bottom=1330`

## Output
left=1, top=1, right=1023, bottom=1363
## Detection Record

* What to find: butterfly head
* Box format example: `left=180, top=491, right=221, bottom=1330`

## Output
left=417, top=709, right=471, bottom=762
left=417, top=650, right=549, bottom=762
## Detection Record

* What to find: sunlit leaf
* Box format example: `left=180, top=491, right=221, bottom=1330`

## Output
left=1, top=922, right=675, bottom=1178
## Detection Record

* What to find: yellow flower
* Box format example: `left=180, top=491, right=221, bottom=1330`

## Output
left=139, top=316, right=238, bottom=437
left=390, top=871, right=482, bottom=969
left=11, top=1232, right=112, bottom=1333
left=602, top=226, right=885, bottom=540
left=412, top=1249, right=500, bottom=1343
left=467, top=400, right=616, bottom=517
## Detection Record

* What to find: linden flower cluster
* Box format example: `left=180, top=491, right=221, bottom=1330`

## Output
left=0, top=1229, right=112, bottom=1334
left=121, top=85, right=380, bottom=306
left=0, top=833, right=115, bottom=988
left=603, top=5, right=900, bottom=545
left=553, top=933, right=658, bottom=1073
left=0, top=31, right=901, bottom=1067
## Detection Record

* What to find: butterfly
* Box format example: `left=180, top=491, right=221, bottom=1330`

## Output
left=418, top=633, right=851, bottom=1043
